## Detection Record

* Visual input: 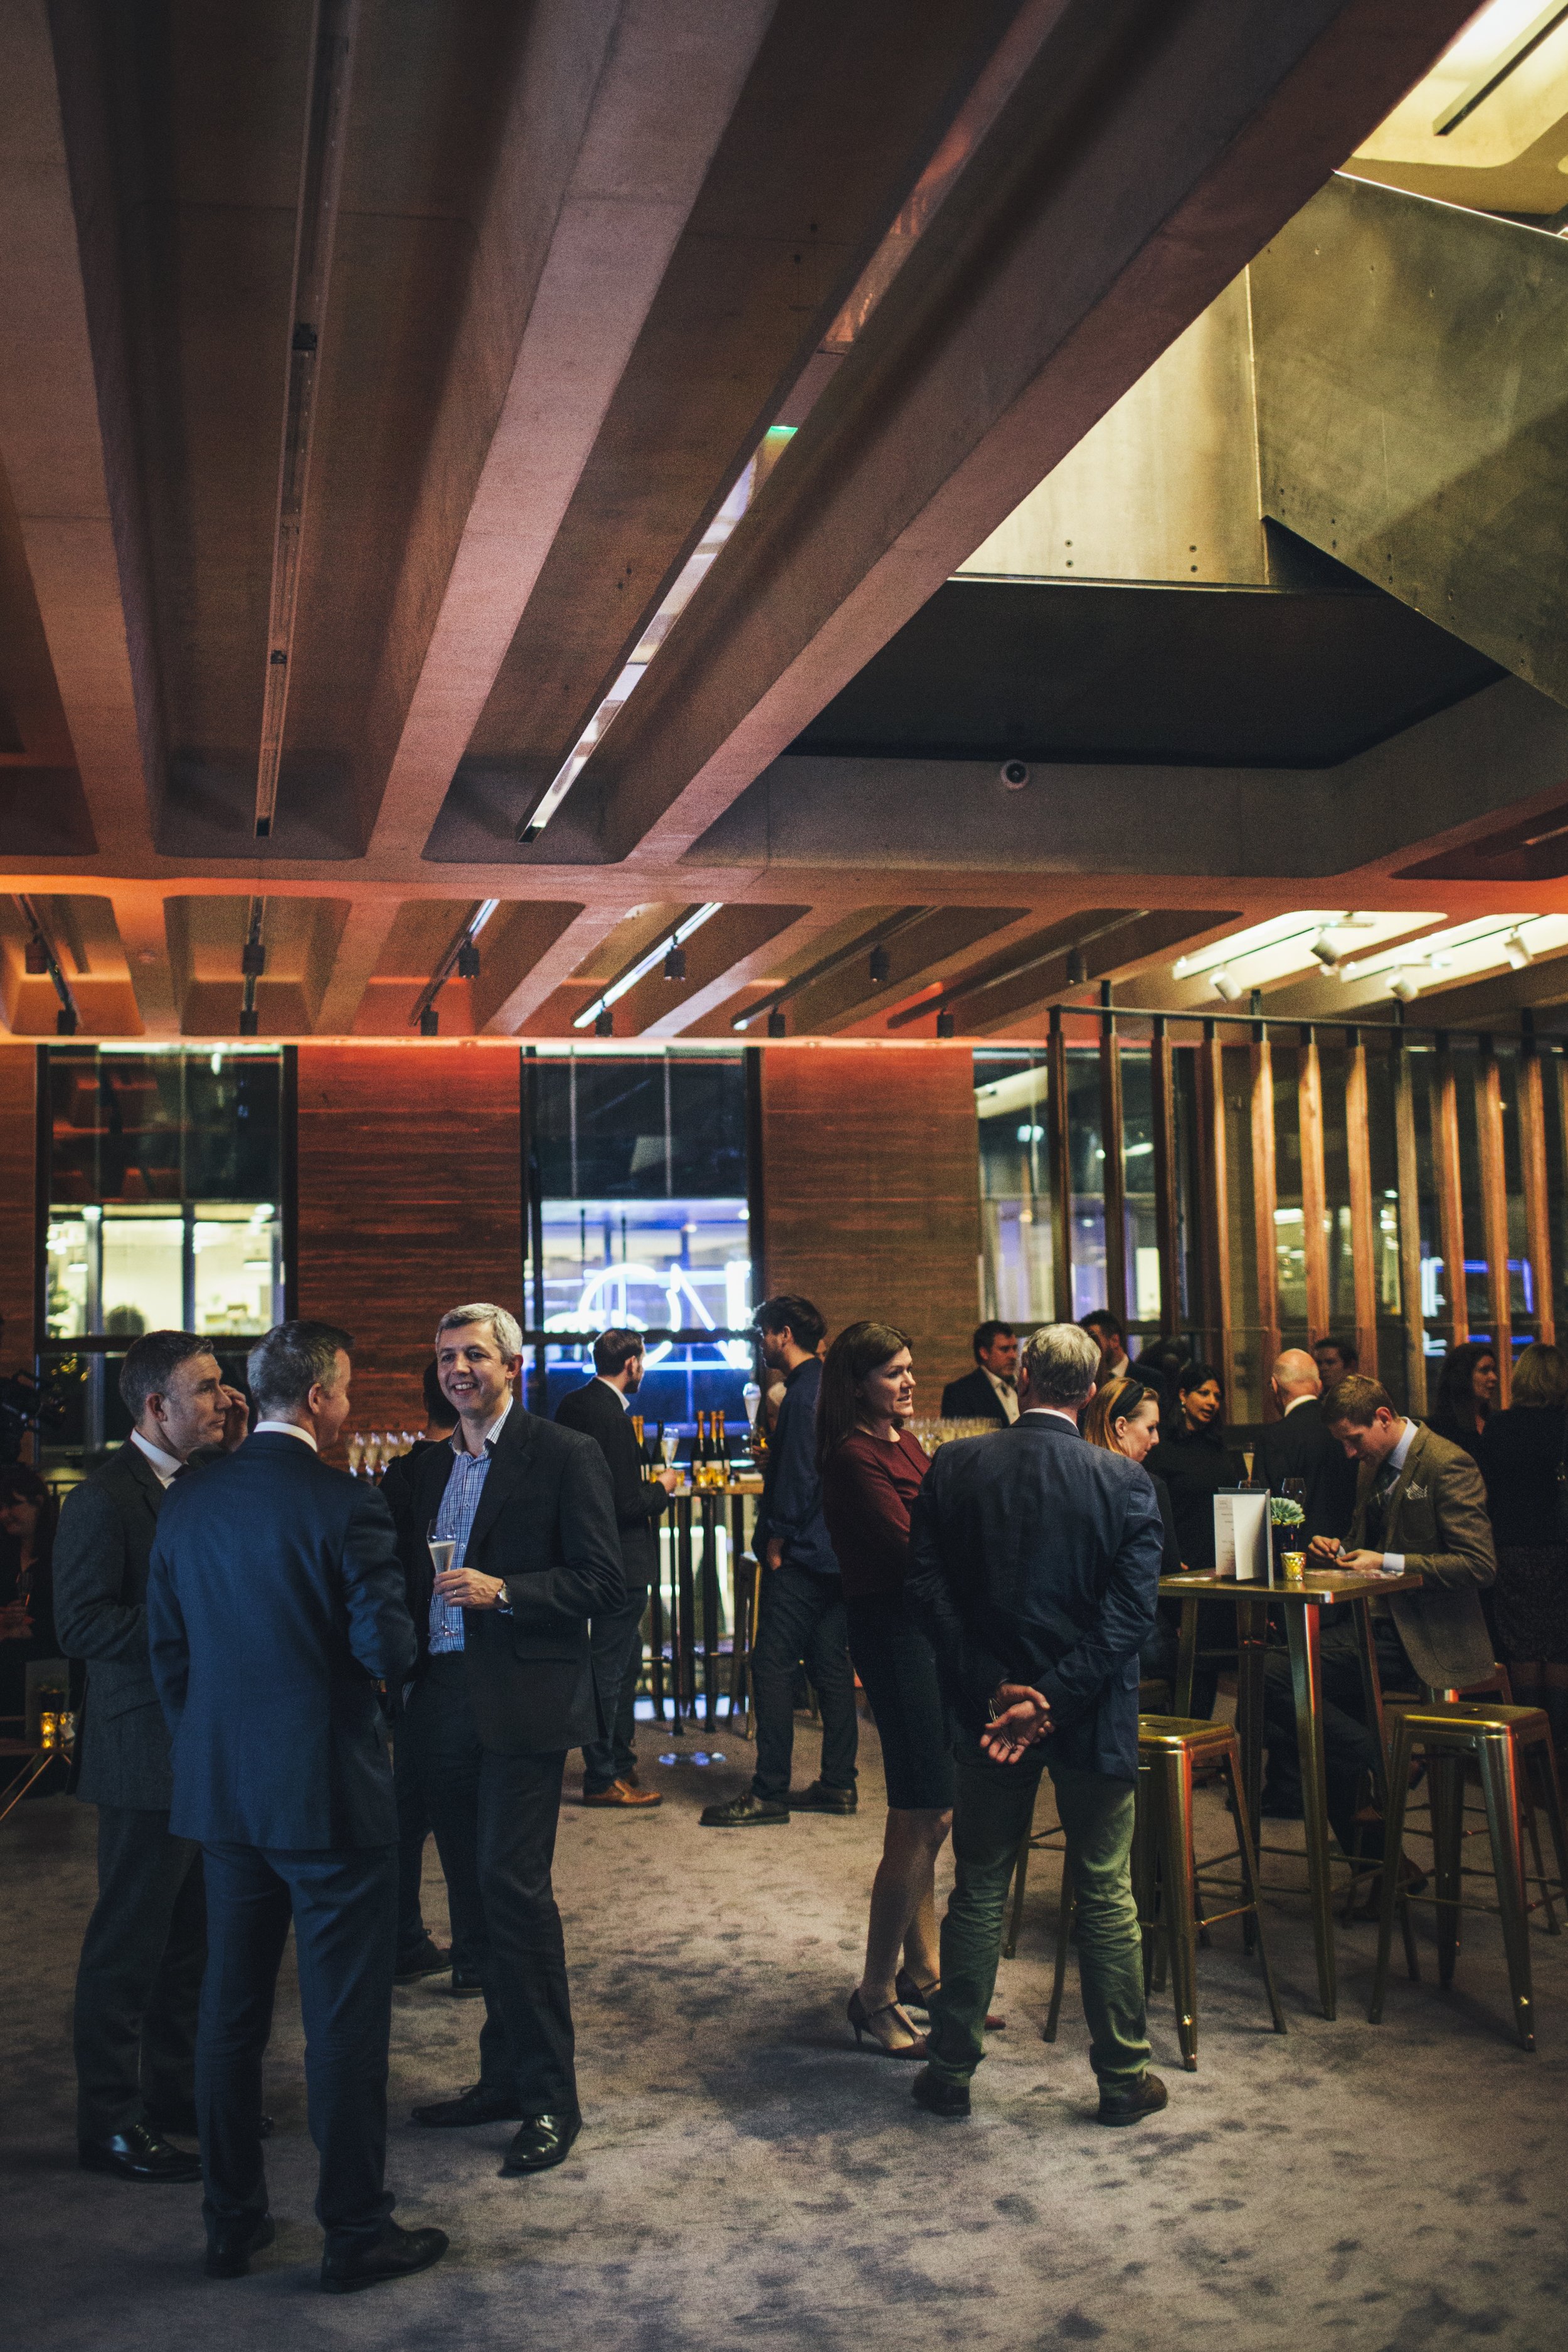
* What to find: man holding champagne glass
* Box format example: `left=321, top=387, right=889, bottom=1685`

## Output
left=391, top=1303, right=622, bottom=2176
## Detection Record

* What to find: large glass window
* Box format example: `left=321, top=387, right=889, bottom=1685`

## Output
left=41, top=1046, right=285, bottom=1465
left=529, top=1052, right=753, bottom=1427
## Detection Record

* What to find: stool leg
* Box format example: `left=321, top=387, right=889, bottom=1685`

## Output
left=1476, top=1734, right=1535, bottom=2053
left=1174, top=1601, right=1199, bottom=1719
left=1225, top=1747, right=1286, bottom=2036
left=1531, top=1735, right=1568, bottom=1913
left=1369, top=1724, right=1414, bottom=2024
left=1522, top=1768, right=1557, bottom=1937
left=1043, top=1870, right=1073, bottom=2043
left=1430, top=1752, right=1464, bottom=1988
left=1132, top=1759, right=1160, bottom=1994
left=1158, top=1748, right=1200, bottom=2071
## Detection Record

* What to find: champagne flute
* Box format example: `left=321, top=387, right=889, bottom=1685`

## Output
left=347, top=1431, right=366, bottom=1478
left=660, top=1428, right=680, bottom=1473
left=428, top=1519, right=458, bottom=1616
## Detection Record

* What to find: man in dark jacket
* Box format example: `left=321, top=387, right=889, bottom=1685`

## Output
left=701, top=1295, right=857, bottom=1827
left=940, top=1322, right=1017, bottom=1424
left=908, top=1323, right=1167, bottom=2127
left=54, top=1330, right=247, bottom=2184
left=555, top=1328, right=679, bottom=1809
left=147, top=1320, right=443, bottom=2293
left=1255, top=1348, right=1359, bottom=1546
left=396, top=1303, right=622, bottom=2176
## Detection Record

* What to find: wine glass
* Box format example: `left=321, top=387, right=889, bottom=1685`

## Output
left=362, top=1432, right=383, bottom=1479
left=347, top=1431, right=366, bottom=1478
left=660, top=1428, right=680, bottom=1473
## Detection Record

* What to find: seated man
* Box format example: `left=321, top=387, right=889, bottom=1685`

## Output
left=1259, top=1374, right=1496, bottom=1891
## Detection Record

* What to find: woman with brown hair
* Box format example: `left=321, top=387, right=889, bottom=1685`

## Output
left=1478, top=1340, right=1568, bottom=1754
left=1429, top=1339, right=1499, bottom=1458
left=818, top=1320, right=950, bottom=2059
left=0, top=1463, right=60, bottom=1725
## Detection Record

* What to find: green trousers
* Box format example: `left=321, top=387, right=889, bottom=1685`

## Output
left=927, top=1742, right=1150, bottom=2090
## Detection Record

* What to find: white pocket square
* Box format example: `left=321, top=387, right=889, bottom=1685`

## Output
left=1404, top=1483, right=1428, bottom=1500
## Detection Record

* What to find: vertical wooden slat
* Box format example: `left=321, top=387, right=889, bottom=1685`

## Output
left=1343, top=1029, right=1379, bottom=1382
left=1517, top=1024, right=1554, bottom=1347
left=1476, top=1036, right=1512, bottom=1404
left=1391, top=1034, right=1428, bottom=1416
left=1298, top=1027, right=1330, bottom=1345
left=1046, top=1005, right=1073, bottom=1323
left=1197, top=1022, right=1231, bottom=1384
left=1249, top=1027, right=1279, bottom=1409
left=1099, top=994, right=1127, bottom=1330
left=1434, top=1036, right=1468, bottom=1351
left=1151, top=1017, right=1181, bottom=1337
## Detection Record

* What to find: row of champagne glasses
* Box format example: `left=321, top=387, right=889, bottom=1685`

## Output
left=346, top=1429, right=420, bottom=1478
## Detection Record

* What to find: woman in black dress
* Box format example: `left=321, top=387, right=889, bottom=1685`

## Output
left=1146, top=1362, right=1245, bottom=1717
left=819, top=1320, right=950, bottom=2060
left=1428, top=1340, right=1498, bottom=1458
left=1477, top=1341, right=1568, bottom=1756
left=0, top=1465, right=60, bottom=1725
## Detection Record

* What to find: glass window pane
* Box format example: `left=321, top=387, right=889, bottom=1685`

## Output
left=183, top=1054, right=282, bottom=1199
left=193, top=1204, right=281, bottom=1337
left=101, top=1210, right=184, bottom=1338
left=46, top=1216, right=90, bottom=1337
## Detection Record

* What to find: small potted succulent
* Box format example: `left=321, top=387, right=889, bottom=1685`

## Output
left=1269, top=1493, right=1306, bottom=1582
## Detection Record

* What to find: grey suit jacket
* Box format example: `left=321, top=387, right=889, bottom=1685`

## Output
left=53, top=1443, right=191, bottom=1809
left=1347, top=1421, right=1496, bottom=1691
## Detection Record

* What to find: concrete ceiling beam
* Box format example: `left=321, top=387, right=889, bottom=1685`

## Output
left=482, top=906, right=629, bottom=1036
left=579, top=0, right=1478, bottom=867
left=361, top=0, right=776, bottom=865
left=109, top=890, right=180, bottom=1037
left=0, top=0, right=162, bottom=865
left=312, top=900, right=403, bottom=1037
left=642, top=905, right=867, bottom=1037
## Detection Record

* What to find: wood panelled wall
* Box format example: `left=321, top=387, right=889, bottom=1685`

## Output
left=295, top=1047, right=521, bottom=1434
left=759, top=1046, right=980, bottom=1393
left=0, top=1046, right=35, bottom=1371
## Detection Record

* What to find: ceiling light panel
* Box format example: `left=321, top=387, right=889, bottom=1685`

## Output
left=1342, top=912, right=1568, bottom=985
left=1171, top=911, right=1442, bottom=992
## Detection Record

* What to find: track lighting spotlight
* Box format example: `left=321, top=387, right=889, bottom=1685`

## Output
left=24, top=938, right=48, bottom=975
left=1504, top=931, right=1533, bottom=971
left=768, top=1009, right=787, bottom=1037
left=1210, top=968, right=1243, bottom=1002
left=238, top=1009, right=259, bottom=1036
left=456, top=942, right=480, bottom=980
left=55, top=1007, right=77, bottom=1036
left=595, top=1009, right=613, bottom=1037
left=1066, top=948, right=1087, bottom=987
left=868, top=945, right=890, bottom=986
left=936, top=1009, right=955, bottom=1038
left=664, top=943, right=687, bottom=982
left=1387, top=970, right=1421, bottom=1005
left=420, top=1006, right=439, bottom=1036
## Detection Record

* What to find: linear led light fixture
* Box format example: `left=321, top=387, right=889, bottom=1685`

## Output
left=13, top=894, right=80, bottom=1032
left=574, top=904, right=723, bottom=1032
left=1433, top=1, right=1568, bottom=135
left=733, top=909, right=936, bottom=1032
left=410, top=898, right=501, bottom=1034
left=1338, top=914, right=1542, bottom=984
left=903, top=912, right=1148, bottom=1032
left=253, top=0, right=359, bottom=839
left=238, top=897, right=267, bottom=1036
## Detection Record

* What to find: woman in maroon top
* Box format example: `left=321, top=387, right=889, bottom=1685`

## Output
left=819, top=1321, right=954, bottom=2059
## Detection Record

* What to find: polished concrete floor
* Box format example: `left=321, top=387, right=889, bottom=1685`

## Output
left=3, top=1712, right=1566, bottom=2351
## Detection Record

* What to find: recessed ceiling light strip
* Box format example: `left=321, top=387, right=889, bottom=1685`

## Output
left=575, top=904, right=724, bottom=1033
left=411, top=898, right=501, bottom=1034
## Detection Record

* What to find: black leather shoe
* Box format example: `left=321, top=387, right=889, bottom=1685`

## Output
left=444, top=1967, right=484, bottom=1998
left=320, top=2221, right=449, bottom=2294
left=204, top=2213, right=275, bottom=2279
left=910, top=2067, right=970, bottom=2118
left=699, top=1791, right=790, bottom=1826
left=79, top=2121, right=203, bottom=2183
left=411, top=2083, right=524, bottom=2128
left=1097, top=2071, right=1169, bottom=2127
left=501, top=2111, right=581, bottom=2175
left=789, top=1779, right=857, bottom=1814
left=395, top=1936, right=453, bottom=1981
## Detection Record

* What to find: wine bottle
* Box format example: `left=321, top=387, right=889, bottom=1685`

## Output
left=712, top=1412, right=728, bottom=1484
left=631, top=1413, right=644, bottom=1452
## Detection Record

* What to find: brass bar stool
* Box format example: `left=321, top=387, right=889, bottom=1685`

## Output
left=1042, top=1716, right=1286, bottom=2068
left=1004, top=1680, right=1168, bottom=1963
left=1370, top=1701, right=1568, bottom=2052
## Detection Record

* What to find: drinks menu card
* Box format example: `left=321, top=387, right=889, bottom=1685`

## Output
left=1214, top=1491, right=1271, bottom=1585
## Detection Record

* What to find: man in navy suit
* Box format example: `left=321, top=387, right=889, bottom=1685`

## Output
left=148, top=1322, right=447, bottom=2293
left=908, top=1323, right=1168, bottom=2127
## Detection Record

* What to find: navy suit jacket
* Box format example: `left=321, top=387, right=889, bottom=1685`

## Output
left=939, top=1366, right=1010, bottom=1425
left=907, top=1414, right=1163, bottom=1783
left=147, top=1431, right=416, bottom=1850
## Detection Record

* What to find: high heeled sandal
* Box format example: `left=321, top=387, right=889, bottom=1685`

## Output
left=847, top=1988, right=926, bottom=2058
left=896, top=1969, right=1006, bottom=2030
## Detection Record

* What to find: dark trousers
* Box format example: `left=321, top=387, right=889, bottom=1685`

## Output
left=1261, top=1619, right=1414, bottom=1857
left=73, top=1804, right=206, bottom=2139
left=402, top=1656, right=578, bottom=2116
left=928, top=1742, right=1150, bottom=2090
left=582, top=1584, right=647, bottom=1793
left=750, top=1561, right=858, bottom=1804
left=198, top=1841, right=397, bottom=2257
left=393, top=1727, right=432, bottom=1959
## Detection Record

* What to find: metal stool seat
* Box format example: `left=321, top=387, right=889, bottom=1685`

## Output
left=1370, top=1701, right=1568, bottom=2051
left=1044, top=1715, right=1286, bottom=2069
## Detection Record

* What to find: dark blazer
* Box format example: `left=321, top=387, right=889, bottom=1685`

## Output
left=147, top=1431, right=416, bottom=1849
left=908, top=1416, right=1163, bottom=1783
left=553, top=1378, right=669, bottom=1587
left=399, top=1406, right=623, bottom=1757
left=940, top=1367, right=1011, bottom=1424
left=55, top=1442, right=187, bottom=1809
left=1145, top=1427, right=1246, bottom=1571
left=1476, top=1404, right=1567, bottom=1549
left=1255, top=1397, right=1359, bottom=1546
left=1345, top=1420, right=1496, bottom=1691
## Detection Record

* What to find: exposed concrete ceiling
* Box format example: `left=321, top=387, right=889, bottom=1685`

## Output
left=12, top=0, right=1568, bottom=1050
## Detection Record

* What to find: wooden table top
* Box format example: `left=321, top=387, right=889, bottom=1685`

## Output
left=1158, top=1569, right=1426, bottom=1602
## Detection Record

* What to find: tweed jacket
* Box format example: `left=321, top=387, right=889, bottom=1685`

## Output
left=1347, top=1419, right=1496, bottom=1691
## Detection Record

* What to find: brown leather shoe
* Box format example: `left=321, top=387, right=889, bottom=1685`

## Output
left=583, top=1777, right=662, bottom=1809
